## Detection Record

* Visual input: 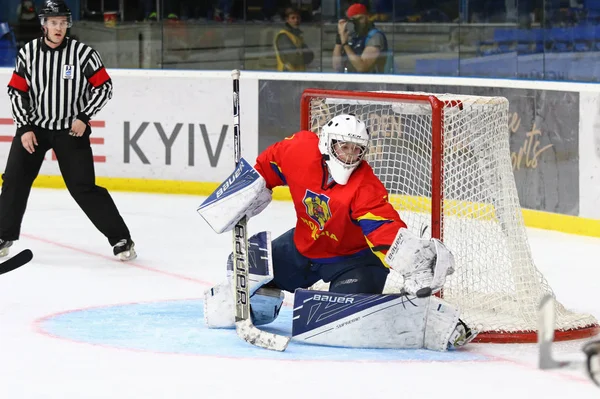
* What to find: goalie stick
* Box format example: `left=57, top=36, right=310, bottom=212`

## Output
left=0, top=249, right=33, bottom=276
left=230, top=69, right=290, bottom=352
left=538, top=294, right=600, bottom=386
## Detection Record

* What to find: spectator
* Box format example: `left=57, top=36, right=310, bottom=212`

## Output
left=17, top=0, right=37, bottom=21
left=13, top=0, right=40, bottom=49
left=332, top=3, right=393, bottom=74
left=273, top=7, right=314, bottom=71
left=213, top=0, right=233, bottom=22
left=137, top=0, right=153, bottom=20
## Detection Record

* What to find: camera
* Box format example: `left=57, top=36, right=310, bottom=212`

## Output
left=345, top=19, right=356, bottom=35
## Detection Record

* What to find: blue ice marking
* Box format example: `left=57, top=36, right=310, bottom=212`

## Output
left=39, top=299, right=487, bottom=362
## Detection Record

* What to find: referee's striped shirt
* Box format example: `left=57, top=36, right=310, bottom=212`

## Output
left=7, top=37, right=112, bottom=134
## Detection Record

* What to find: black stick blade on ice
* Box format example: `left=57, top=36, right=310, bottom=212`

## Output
left=0, top=249, right=33, bottom=276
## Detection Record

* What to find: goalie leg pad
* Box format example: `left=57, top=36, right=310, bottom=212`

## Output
left=227, top=230, right=274, bottom=297
left=423, top=296, right=461, bottom=351
left=204, top=279, right=236, bottom=328
left=197, top=158, right=272, bottom=234
left=203, top=284, right=284, bottom=328
left=205, top=231, right=282, bottom=328
left=291, top=289, right=462, bottom=351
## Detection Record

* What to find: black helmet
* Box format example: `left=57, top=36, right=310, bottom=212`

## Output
left=38, top=0, right=72, bottom=26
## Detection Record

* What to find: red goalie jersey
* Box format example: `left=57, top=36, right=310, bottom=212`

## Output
left=254, top=131, right=407, bottom=265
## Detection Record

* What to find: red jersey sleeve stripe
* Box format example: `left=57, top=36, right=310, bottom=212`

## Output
left=88, top=67, right=110, bottom=88
left=8, top=72, right=29, bottom=93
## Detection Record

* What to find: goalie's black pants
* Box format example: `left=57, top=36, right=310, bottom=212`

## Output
left=271, top=228, right=389, bottom=294
left=0, top=126, right=131, bottom=246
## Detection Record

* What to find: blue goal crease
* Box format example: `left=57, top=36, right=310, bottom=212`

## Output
left=39, top=299, right=487, bottom=362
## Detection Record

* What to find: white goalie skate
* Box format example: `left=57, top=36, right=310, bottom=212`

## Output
left=448, top=319, right=480, bottom=349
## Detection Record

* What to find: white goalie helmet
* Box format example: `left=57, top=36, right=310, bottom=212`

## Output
left=318, top=114, right=370, bottom=185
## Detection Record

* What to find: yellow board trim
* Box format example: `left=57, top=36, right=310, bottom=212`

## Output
left=31, top=175, right=296, bottom=200
left=521, top=209, right=600, bottom=237
left=31, top=175, right=600, bottom=238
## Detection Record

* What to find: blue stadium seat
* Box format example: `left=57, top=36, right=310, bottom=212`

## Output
left=531, top=28, right=546, bottom=53
left=572, top=25, right=596, bottom=51
left=494, top=28, right=517, bottom=53
left=584, top=0, right=600, bottom=21
left=460, top=54, right=517, bottom=78
left=0, top=22, right=18, bottom=67
left=416, top=52, right=600, bottom=81
left=548, top=27, right=573, bottom=52
left=414, top=59, right=437, bottom=75
left=516, top=29, right=531, bottom=53
left=415, top=58, right=458, bottom=76
left=595, top=25, right=600, bottom=50
left=477, top=28, right=517, bottom=56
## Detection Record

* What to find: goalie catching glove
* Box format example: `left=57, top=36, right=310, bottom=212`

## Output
left=384, top=228, right=455, bottom=297
left=197, top=158, right=272, bottom=234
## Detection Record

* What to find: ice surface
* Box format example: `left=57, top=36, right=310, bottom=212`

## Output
left=0, top=188, right=598, bottom=399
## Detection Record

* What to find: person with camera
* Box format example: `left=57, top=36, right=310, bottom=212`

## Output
left=332, top=3, right=393, bottom=74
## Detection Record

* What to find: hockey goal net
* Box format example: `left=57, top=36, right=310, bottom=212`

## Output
left=300, top=88, right=599, bottom=343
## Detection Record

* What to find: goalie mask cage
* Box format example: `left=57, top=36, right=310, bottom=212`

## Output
left=300, top=88, right=599, bottom=343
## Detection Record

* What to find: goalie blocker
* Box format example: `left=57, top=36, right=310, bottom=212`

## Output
left=204, top=230, right=478, bottom=351
left=197, top=158, right=272, bottom=234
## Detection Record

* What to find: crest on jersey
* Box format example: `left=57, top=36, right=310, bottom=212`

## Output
left=62, top=64, right=73, bottom=79
left=303, top=190, right=331, bottom=231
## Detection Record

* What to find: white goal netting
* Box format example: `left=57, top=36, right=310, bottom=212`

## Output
left=303, top=89, right=598, bottom=342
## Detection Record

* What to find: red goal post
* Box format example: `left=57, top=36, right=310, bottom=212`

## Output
left=299, top=88, right=599, bottom=343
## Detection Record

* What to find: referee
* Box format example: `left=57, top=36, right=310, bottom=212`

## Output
left=0, top=0, right=136, bottom=261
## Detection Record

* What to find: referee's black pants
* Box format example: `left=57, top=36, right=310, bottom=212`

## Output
left=0, top=126, right=131, bottom=246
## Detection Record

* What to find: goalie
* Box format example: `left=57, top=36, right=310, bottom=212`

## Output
left=198, top=114, right=478, bottom=351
